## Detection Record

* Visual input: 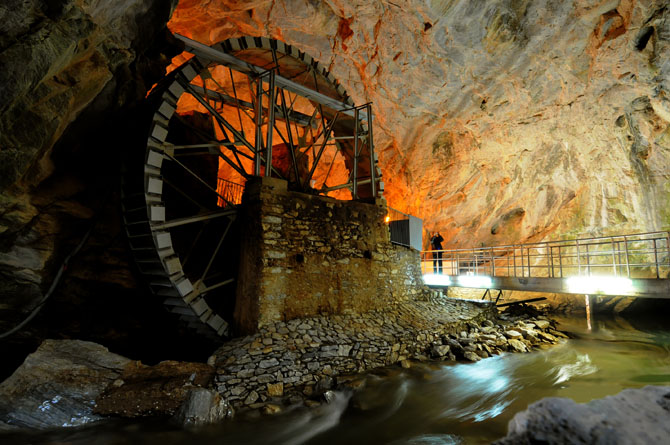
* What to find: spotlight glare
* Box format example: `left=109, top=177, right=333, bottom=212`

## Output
left=423, top=274, right=452, bottom=286
left=457, top=275, right=493, bottom=288
left=566, top=276, right=634, bottom=295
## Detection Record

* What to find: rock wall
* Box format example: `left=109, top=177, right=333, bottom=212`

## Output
left=168, top=0, right=670, bottom=246
left=0, top=0, right=178, bottom=189
left=214, top=296, right=566, bottom=415
left=0, top=0, right=177, bottom=324
left=0, top=1, right=222, bottom=374
left=0, top=339, right=227, bottom=429
left=234, top=177, right=429, bottom=334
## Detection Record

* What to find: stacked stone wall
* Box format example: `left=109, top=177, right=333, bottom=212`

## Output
left=234, top=177, right=429, bottom=334
left=212, top=298, right=565, bottom=414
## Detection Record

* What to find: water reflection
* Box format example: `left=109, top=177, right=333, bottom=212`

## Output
left=389, top=434, right=461, bottom=445
left=551, top=352, right=598, bottom=385
left=275, top=391, right=351, bottom=445
left=436, top=357, right=514, bottom=422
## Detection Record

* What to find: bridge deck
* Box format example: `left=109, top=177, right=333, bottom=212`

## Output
left=421, top=231, right=670, bottom=298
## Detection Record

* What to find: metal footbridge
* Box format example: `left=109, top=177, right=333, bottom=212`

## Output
left=421, top=231, right=670, bottom=298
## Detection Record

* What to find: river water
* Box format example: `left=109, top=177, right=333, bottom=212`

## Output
left=3, top=314, right=670, bottom=444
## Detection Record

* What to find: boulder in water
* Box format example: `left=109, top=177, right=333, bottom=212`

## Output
left=495, top=385, right=670, bottom=444
left=0, top=340, right=130, bottom=429
left=173, top=388, right=233, bottom=427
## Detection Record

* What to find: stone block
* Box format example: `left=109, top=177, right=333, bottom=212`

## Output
left=267, top=382, right=284, bottom=397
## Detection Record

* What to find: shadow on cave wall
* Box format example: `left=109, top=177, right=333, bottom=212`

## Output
left=0, top=15, right=223, bottom=381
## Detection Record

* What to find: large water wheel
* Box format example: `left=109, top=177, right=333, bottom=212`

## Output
left=122, top=36, right=382, bottom=338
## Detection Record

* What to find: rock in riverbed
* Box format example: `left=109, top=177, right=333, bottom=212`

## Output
left=494, top=385, right=670, bottom=445
left=0, top=301, right=567, bottom=427
left=94, top=360, right=215, bottom=418
left=173, top=388, right=233, bottom=427
left=0, top=340, right=227, bottom=429
left=0, top=340, right=130, bottom=429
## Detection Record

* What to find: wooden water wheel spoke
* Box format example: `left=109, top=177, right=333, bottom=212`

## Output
left=161, top=177, right=209, bottom=211
left=181, top=220, right=210, bottom=268
left=198, top=278, right=235, bottom=294
left=153, top=210, right=235, bottom=230
left=178, top=77, right=257, bottom=154
left=166, top=142, right=235, bottom=151
left=162, top=151, right=232, bottom=201
left=199, top=216, right=234, bottom=284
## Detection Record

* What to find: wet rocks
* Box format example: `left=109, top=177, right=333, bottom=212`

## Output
left=0, top=340, right=130, bottom=429
left=267, top=382, right=284, bottom=397
left=173, top=388, right=232, bottom=427
left=263, top=404, right=282, bottom=415
left=507, top=339, right=528, bottom=353
left=504, top=330, right=523, bottom=339
left=463, top=351, right=481, bottom=362
left=0, top=300, right=567, bottom=428
left=495, top=385, right=670, bottom=444
left=94, top=361, right=215, bottom=418
left=0, top=339, right=223, bottom=429
left=532, top=320, right=550, bottom=330
left=430, top=344, right=451, bottom=358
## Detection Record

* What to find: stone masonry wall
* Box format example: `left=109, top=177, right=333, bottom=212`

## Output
left=234, top=177, right=429, bottom=334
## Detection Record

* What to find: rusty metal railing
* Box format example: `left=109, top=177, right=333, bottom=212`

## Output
left=216, top=178, right=244, bottom=208
left=421, top=231, right=670, bottom=280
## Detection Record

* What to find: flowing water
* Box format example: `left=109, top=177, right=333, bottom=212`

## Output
left=3, top=314, right=670, bottom=444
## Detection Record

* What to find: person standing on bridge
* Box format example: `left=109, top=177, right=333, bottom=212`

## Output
left=430, top=231, right=444, bottom=274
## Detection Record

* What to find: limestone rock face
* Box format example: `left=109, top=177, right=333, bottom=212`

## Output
left=494, top=385, right=670, bottom=444
left=0, top=0, right=177, bottom=189
left=0, top=339, right=130, bottom=429
left=169, top=0, right=670, bottom=245
left=0, top=339, right=220, bottom=429
left=0, top=0, right=176, bottom=319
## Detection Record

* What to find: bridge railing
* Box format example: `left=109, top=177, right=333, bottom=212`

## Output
left=421, top=231, right=670, bottom=280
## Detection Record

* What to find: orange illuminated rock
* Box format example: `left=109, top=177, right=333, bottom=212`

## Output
left=168, top=0, right=670, bottom=247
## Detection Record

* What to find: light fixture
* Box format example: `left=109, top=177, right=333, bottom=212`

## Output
left=566, top=276, right=634, bottom=295
left=422, top=274, right=452, bottom=286
left=456, top=275, right=493, bottom=288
